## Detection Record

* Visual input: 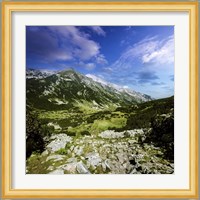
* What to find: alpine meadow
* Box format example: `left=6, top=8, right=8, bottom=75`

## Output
left=26, top=26, right=174, bottom=174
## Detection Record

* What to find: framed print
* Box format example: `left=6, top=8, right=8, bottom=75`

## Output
left=1, top=1, right=199, bottom=198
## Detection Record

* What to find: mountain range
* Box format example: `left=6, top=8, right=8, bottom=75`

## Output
left=26, top=68, right=152, bottom=111
left=26, top=68, right=174, bottom=174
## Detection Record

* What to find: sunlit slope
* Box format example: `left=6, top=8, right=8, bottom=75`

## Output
left=26, top=69, right=152, bottom=112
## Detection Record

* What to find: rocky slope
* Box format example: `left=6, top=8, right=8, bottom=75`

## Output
left=26, top=69, right=174, bottom=174
left=26, top=126, right=174, bottom=174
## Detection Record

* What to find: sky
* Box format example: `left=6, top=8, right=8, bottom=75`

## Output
left=26, top=26, right=174, bottom=99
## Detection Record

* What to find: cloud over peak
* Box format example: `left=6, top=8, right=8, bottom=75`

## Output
left=27, top=26, right=174, bottom=99
left=27, top=26, right=108, bottom=68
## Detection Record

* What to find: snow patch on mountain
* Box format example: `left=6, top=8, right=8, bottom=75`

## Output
left=26, top=68, right=56, bottom=79
left=86, top=74, right=151, bottom=102
left=27, top=69, right=152, bottom=105
left=86, top=74, right=108, bottom=86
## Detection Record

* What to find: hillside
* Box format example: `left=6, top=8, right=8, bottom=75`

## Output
left=26, top=69, right=174, bottom=174
left=26, top=69, right=152, bottom=111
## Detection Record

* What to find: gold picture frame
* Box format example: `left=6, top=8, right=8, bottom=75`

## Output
left=1, top=1, right=199, bottom=198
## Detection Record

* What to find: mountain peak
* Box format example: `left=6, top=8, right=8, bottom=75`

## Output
left=26, top=68, right=152, bottom=109
left=58, top=68, right=81, bottom=76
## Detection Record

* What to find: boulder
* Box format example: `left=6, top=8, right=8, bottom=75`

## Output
left=46, top=134, right=72, bottom=153
left=76, top=162, right=91, bottom=174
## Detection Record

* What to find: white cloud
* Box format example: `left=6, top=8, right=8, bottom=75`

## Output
left=46, top=26, right=108, bottom=67
left=78, top=61, right=96, bottom=70
left=103, top=67, right=113, bottom=73
left=52, top=51, right=73, bottom=61
left=111, top=35, right=174, bottom=70
left=85, top=63, right=96, bottom=70
left=142, top=36, right=174, bottom=64
left=48, top=26, right=100, bottom=61
left=89, top=26, right=106, bottom=36
left=96, top=54, right=108, bottom=65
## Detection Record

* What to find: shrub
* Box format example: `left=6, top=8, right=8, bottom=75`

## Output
left=26, top=107, right=53, bottom=159
left=80, top=130, right=90, bottom=136
left=145, top=112, right=174, bottom=161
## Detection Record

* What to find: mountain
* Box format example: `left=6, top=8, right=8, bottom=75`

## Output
left=26, top=68, right=152, bottom=111
left=26, top=68, right=55, bottom=79
left=86, top=74, right=152, bottom=102
left=26, top=69, right=174, bottom=174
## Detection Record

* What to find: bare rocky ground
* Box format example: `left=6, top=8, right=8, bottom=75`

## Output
left=26, top=129, right=174, bottom=174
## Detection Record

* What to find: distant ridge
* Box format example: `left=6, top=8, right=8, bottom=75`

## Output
left=26, top=68, right=152, bottom=111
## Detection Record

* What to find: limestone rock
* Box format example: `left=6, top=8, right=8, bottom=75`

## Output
left=76, top=162, right=91, bottom=174
left=49, top=169, right=64, bottom=174
left=46, top=134, right=72, bottom=153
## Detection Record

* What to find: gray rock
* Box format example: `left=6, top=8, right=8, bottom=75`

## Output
left=49, top=169, right=64, bottom=174
left=86, top=152, right=102, bottom=167
left=74, top=146, right=83, bottom=156
left=99, top=130, right=124, bottom=138
left=76, top=162, right=91, bottom=174
left=128, top=139, right=138, bottom=144
left=102, top=162, right=107, bottom=172
left=116, top=153, right=125, bottom=164
left=46, top=155, right=65, bottom=162
left=67, top=157, right=77, bottom=163
left=61, top=163, right=77, bottom=174
left=46, top=134, right=72, bottom=153
left=105, top=159, right=111, bottom=170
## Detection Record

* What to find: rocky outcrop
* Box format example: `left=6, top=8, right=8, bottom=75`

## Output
left=46, top=134, right=72, bottom=153
left=26, top=129, right=174, bottom=174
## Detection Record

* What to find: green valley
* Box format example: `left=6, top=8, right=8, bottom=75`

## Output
left=26, top=69, right=174, bottom=174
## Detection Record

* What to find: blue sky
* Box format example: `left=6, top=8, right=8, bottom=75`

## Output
left=26, top=26, right=174, bottom=99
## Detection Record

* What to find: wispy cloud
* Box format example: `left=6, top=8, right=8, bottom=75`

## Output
left=151, top=81, right=165, bottom=86
left=78, top=61, right=96, bottom=70
left=142, top=36, right=174, bottom=64
left=27, top=26, right=174, bottom=99
left=111, top=35, right=174, bottom=70
left=84, top=63, right=96, bottom=70
left=88, top=26, right=106, bottom=36
left=96, top=54, right=108, bottom=65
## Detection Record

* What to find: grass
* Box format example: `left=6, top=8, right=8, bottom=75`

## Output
left=90, top=117, right=127, bottom=134
left=37, top=105, right=128, bottom=136
left=55, top=148, right=68, bottom=155
left=67, top=116, right=127, bottom=135
left=68, top=123, right=92, bottom=135
left=35, top=96, right=173, bottom=137
left=74, top=100, right=118, bottom=114
left=39, top=110, right=71, bottom=119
